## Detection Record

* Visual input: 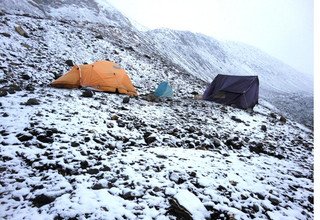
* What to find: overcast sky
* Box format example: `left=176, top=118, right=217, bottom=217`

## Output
left=107, top=0, right=313, bottom=76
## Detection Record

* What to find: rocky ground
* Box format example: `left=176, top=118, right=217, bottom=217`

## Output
left=0, top=86, right=314, bottom=219
left=0, top=10, right=314, bottom=220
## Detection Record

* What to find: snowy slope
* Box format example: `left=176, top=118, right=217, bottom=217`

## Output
left=148, top=29, right=313, bottom=95
left=146, top=29, right=314, bottom=128
left=0, top=0, right=132, bottom=27
left=0, top=86, right=314, bottom=220
left=0, top=2, right=314, bottom=220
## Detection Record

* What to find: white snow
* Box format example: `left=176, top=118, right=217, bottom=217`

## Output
left=0, top=2, right=314, bottom=219
left=174, top=189, right=210, bottom=219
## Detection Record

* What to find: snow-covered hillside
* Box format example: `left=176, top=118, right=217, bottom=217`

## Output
left=147, top=29, right=313, bottom=128
left=148, top=29, right=313, bottom=95
left=0, top=0, right=132, bottom=27
left=0, top=1, right=314, bottom=219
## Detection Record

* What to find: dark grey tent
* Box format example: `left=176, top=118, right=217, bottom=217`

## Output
left=203, top=74, right=259, bottom=109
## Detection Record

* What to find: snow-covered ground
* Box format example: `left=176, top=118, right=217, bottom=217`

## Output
left=0, top=87, right=314, bottom=219
left=0, top=1, right=314, bottom=219
left=147, top=29, right=314, bottom=128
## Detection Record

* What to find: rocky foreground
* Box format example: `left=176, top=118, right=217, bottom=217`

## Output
left=0, top=85, right=314, bottom=219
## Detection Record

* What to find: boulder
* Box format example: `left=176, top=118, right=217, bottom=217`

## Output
left=81, top=90, right=94, bottom=98
left=65, top=59, right=74, bottom=67
left=261, top=125, right=267, bottom=132
left=270, top=112, right=277, bottom=119
left=80, top=160, right=89, bottom=169
left=144, top=133, right=157, bottom=145
left=37, top=135, right=53, bottom=143
left=122, top=96, right=130, bottom=103
left=268, top=197, right=280, bottom=206
left=95, top=34, right=103, bottom=39
left=15, top=25, right=29, bottom=38
left=71, top=142, right=80, bottom=147
left=0, top=88, right=8, bottom=97
left=0, top=32, right=10, bottom=37
left=25, top=84, right=35, bottom=91
left=21, top=73, right=31, bottom=80
left=169, top=190, right=210, bottom=220
left=16, top=133, right=33, bottom=142
left=231, top=115, right=243, bottom=123
left=25, top=98, right=40, bottom=105
left=280, top=115, right=287, bottom=123
left=32, top=194, right=56, bottom=207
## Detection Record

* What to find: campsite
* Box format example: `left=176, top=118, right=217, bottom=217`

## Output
left=0, top=1, right=314, bottom=220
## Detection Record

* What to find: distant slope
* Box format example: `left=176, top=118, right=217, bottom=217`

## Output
left=147, top=29, right=313, bottom=95
left=147, top=29, right=313, bottom=128
left=0, top=0, right=132, bottom=27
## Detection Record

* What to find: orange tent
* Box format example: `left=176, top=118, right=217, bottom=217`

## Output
left=51, top=61, right=137, bottom=96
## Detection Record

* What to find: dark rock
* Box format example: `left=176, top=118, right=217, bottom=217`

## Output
left=225, top=139, right=242, bottom=149
left=25, top=84, right=35, bottom=91
left=121, top=192, right=137, bottom=200
left=217, top=185, right=227, bottom=192
left=144, top=133, right=157, bottom=145
left=16, top=133, right=33, bottom=142
left=125, top=46, right=135, bottom=51
left=0, top=32, right=10, bottom=37
left=37, top=135, right=53, bottom=143
left=80, top=161, right=89, bottom=169
left=212, top=137, right=221, bottom=147
left=32, top=194, right=55, bottom=207
left=0, top=89, right=8, bottom=97
left=280, top=116, right=287, bottom=123
left=21, top=74, right=31, bottom=80
left=143, top=93, right=157, bottom=102
left=256, top=193, right=265, bottom=200
left=81, top=90, right=94, bottom=98
left=261, top=125, right=267, bottom=132
left=7, top=87, right=16, bottom=94
left=252, top=204, right=260, bottom=212
left=2, top=112, right=9, bottom=117
left=231, top=115, right=243, bottom=123
left=308, top=195, right=314, bottom=204
left=168, top=198, right=193, bottom=220
left=0, top=130, right=10, bottom=136
left=25, top=98, right=40, bottom=105
left=93, top=138, right=104, bottom=145
left=268, top=197, right=280, bottom=206
left=270, top=112, right=277, bottom=119
left=92, top=183, right=105, bottom=190
left=186, top=126, right=195, bottom=133
left=117, top=120, right=126, bottom=128
left=87, top=168, right=99, bottom=175
left=249, top=143, right=264, bottom=154
left=122, top=96, right=130, bottom=103
left=71, top=142, right=80, bottom=147
left=95, top=34, right=103, bottom=39
left=100, top=165, right=111, bottom=171
left=65, top=60, right=74, bottom=67
left=241, top=194, right=248, bottom=200
left=111, top=115, right=119, bottom=120
left=10, top=84, right=22, bottom=92
left=191, top=91, right=199, bottom=95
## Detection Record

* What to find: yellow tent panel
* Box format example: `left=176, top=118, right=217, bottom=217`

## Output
left=51, top=61, right=137, bottom=96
